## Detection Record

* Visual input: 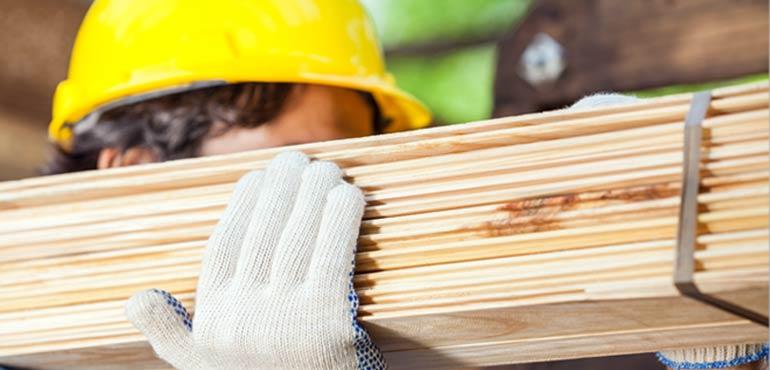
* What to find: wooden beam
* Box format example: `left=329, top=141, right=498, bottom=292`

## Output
left=0, top=83, right=766, bottom=369
left=493, top=0, right=769, bottom=116
left=1, top=288, right=765, bottom=370
left=0, top=109, right=48, bottom=180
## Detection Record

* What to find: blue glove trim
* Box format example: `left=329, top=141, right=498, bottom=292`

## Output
left=152, top=289, right=193, bottom=332
left=656, top=344, right=768, bottom=369
left=348, top=258, right=387, bottom=369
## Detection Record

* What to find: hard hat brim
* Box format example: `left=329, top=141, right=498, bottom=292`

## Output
left=49, top=73, right=431, bottom=150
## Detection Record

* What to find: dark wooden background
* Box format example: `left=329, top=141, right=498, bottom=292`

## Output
left=494, top=0, right=769, bottom=116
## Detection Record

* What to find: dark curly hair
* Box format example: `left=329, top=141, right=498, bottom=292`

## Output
left=42, top=83, right=382, bottom=175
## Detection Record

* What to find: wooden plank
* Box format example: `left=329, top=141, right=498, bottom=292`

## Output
left=0, top=84, right=766, bottom=369
left=1, top=288, right=765, bottom=370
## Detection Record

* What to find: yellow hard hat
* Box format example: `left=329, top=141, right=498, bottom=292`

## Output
left=50, top=0, right=432, bottom=149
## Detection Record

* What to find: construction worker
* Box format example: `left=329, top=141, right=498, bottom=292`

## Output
left=32, top=0, right=764, bottom=369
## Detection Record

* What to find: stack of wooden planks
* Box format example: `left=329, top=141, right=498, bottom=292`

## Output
left=0, top=82, right=767, bottom=370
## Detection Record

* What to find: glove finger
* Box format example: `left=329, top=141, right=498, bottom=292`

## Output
left=234, top=151, right=309, bottom=288
left=270, top=160, right=343, bottom=286
left=125, top=289, right=201, bottom=369
left=570, top=93, right=641, bottom=109
left=307, top=182, right=365, bottom=293
left=198, top=170, right=264, bottom=296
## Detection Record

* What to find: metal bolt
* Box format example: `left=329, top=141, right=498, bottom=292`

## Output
left=518, top=33, right=566, bottom=87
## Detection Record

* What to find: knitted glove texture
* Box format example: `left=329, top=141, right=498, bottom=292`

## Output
left=657, top=344, right=768, bottom=369
left=125, top=151, right=385, bottom=370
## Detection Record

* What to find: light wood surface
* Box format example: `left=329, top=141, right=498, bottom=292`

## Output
left=0, top=82, right=767, bottom=369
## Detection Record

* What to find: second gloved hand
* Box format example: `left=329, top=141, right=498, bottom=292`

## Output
left=125, top=151, right=385, bottom=370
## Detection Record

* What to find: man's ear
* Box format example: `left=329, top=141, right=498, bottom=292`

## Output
left=97, top=148, right=120, bottom=169
left=97, top=147, right=156, bottom=169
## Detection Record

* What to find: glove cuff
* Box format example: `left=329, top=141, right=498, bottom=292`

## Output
left=656, top=343, right=768, bottom=369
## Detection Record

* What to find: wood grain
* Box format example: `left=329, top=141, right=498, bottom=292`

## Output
left=0, top=83, right=766, bottom=369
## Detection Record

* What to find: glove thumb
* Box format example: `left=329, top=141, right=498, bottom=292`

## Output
left=126, top=289, right=201, bottom=369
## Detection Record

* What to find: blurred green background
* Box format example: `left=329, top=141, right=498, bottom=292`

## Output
left=362, top=0, right=531, bottom=124
left=361, top=0, right=767, bottom=124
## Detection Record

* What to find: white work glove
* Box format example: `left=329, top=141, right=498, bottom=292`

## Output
left=569, top=92, right=642, bottom=109
left=657, top=344, right=768, bottom=369
left=572, top=93, right=768, bottom=370
left=125, top=151, right=385, bottom=370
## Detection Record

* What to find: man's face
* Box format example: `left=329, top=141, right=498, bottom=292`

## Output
left=199, top=85, right=375, bottom=156
left=97, top=85, right=374, bottom=169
